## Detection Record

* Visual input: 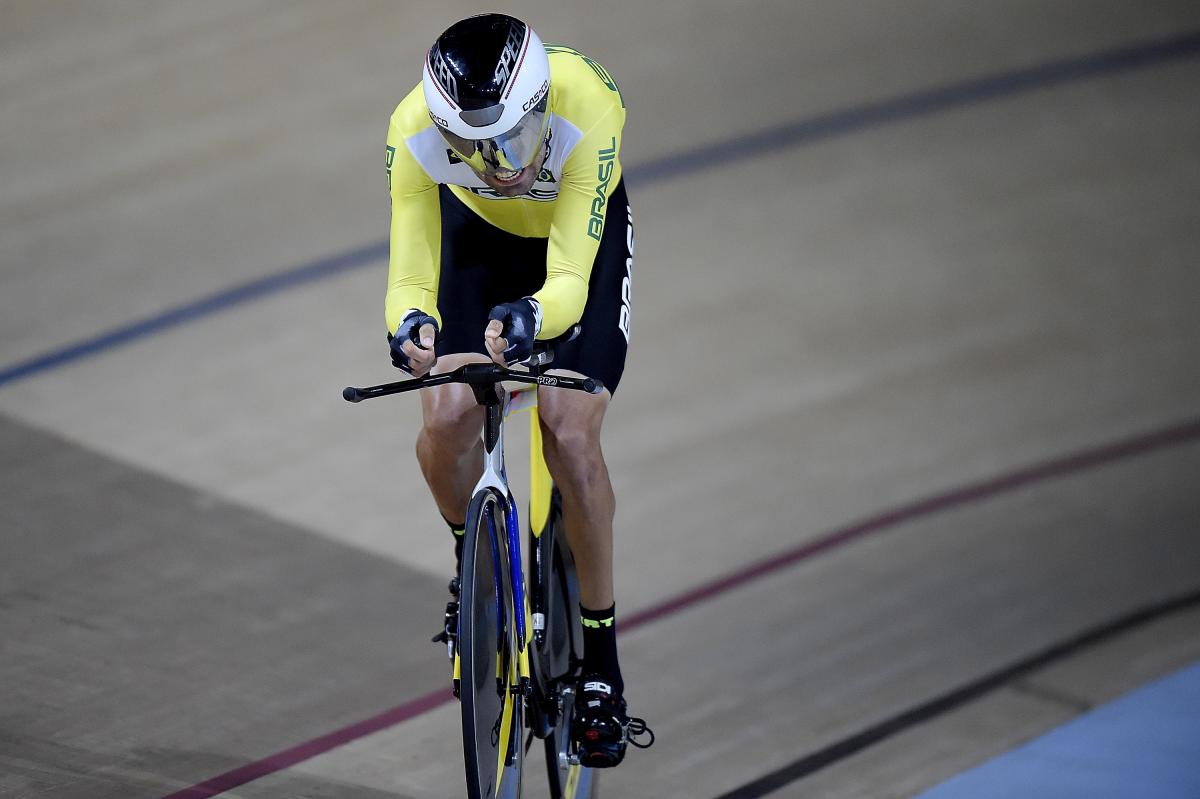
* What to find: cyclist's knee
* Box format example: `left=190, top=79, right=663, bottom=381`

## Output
left=550, top=428, right=598, bottom=463
left=539, top=412, right=600, bottom=460
left=540, top=418, right=609, bottom=497
left=538, top=385, right=606, bottom=446
left=420, top=386, right=481, bottom=449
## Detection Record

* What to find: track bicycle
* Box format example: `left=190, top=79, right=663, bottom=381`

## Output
left=343, top=335, right=604, bottom=799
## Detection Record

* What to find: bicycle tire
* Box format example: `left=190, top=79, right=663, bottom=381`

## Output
left=538, top=494, right=597, bottom=799
left=460, top=489, right=525, bottom=799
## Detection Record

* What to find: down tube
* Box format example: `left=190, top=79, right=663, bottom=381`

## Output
left=505, top=496, right=527, bottom=651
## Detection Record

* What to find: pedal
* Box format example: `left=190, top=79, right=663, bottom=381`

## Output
left=431, top=577, right=461, bottom=697
left=431, top=577, right=461, bottom=659
left=557, top=685, right=577, bottom=770
left=430, top=599, right=459, bottom=660
left=566, top=678, right=656, bottom=768
left=573, top=716, right=654, bottom=767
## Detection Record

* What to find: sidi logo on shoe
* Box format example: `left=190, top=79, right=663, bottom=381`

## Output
left=584, top=681, right=612, bottom=693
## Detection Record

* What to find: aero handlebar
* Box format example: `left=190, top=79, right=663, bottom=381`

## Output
left=343, top=362, right=603, bottom=404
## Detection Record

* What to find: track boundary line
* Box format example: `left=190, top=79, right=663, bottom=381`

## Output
left=3, top=29, right=1199, bottom=390
left=157, top=415, right=1200, bottom=798
left=711, top=588, right=1200, bottom=799
left=621, top=417, right=1200, bottom=632
left=631, top=29, right=1200, bottom=184
left=158, top=688, right=452, bottom=799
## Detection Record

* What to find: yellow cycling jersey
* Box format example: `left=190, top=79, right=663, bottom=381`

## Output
left=385, top=45, right=626, bottom=339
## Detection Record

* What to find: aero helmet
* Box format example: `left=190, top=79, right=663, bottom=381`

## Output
left=422, top=14, right=552, bottom=180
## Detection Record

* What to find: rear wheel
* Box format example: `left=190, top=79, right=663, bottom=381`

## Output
left=544, top=711, right=598, bottom=798
left=461, top=490, right=525, bottom=799
left=532, top=492, right=576, bottom=689
left=537, top=494, right=597, bottom=799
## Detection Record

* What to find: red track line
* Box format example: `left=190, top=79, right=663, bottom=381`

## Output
left=622, top=417, right=1200, bottom=633
left=158, top=689, right=453, bottom=799
left=159, top=416, right=1200, bottom=798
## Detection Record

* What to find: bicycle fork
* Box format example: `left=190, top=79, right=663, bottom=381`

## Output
left=471, top=385, right=534, bottom=700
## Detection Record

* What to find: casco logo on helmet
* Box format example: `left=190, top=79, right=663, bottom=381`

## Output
left=522, top=80, right=549, bottom=112
left=421, top=14, right=552, bottom=180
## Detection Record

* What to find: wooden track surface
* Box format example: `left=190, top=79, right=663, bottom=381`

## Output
left=2, top=2, right=1199, bottom=797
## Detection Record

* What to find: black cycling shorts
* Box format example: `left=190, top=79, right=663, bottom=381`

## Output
left=434, top=180, right=633, bottom=394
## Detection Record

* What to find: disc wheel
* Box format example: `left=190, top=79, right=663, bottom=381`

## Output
left=461, top=490, right=525, bottom=799
left=537, top=496, right=597, bottom=799
left=532, top=492, right=575, bottom=690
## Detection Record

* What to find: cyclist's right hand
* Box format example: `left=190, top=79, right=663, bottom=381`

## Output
left=390, top=310, right=439, bottom=376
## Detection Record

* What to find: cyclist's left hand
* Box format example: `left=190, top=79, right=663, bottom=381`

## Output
left=485, top=298, right=541, bottom=366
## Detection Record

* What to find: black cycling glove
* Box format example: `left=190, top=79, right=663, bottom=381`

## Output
left=389, top=310, right=439, bottom=372
left=487, top=297, right=541, bottom=365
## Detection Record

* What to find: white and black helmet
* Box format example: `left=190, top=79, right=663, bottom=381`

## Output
left=422, top=14, right=551, bottom=179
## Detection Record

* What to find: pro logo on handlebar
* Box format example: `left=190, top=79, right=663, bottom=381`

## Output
left=536, top=375, right=559, bottom=386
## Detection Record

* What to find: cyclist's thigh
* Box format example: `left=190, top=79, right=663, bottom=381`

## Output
left=551, top=180, right=633, bottom=395
left=537, top=376, right=610, bottom=443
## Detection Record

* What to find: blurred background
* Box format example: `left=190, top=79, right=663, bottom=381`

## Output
left=2, top=2, right=1199, bottom=797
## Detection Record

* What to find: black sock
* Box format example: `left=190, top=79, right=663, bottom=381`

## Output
left=580, top=603, right=623, bottom=695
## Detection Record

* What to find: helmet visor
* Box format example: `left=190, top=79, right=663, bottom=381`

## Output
left=438, top=98, right=550, bottom=179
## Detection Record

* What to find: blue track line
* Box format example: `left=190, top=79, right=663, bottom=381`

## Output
left=2, top=30, right=1198, bottom=390
left=0, top=241, right=386, bottom=388
left=630, top=30, right=1200, bottom=184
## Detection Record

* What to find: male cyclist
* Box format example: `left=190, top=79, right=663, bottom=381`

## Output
left=384, top=13, right=644, bottom=767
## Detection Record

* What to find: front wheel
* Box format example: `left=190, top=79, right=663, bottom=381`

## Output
left=460, top=489, right=525, bottom=799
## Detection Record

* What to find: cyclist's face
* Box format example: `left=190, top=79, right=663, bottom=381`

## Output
left=476, top=143, right=547, bottom=197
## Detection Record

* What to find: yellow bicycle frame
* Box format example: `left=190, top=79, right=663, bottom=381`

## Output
left=500, top=387, right=590, bottom=797
left=490, top=387, right=549, bottom=793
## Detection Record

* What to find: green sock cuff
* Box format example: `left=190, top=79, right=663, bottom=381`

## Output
left=580, top=603, right=616, bottom=628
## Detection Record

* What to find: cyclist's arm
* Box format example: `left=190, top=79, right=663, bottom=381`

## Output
left=533, top=105, right=625, bottom=339
left=385, top=117, right=443, bottom=335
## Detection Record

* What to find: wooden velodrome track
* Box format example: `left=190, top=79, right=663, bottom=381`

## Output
left=3, top=2, right=1199, bottom=797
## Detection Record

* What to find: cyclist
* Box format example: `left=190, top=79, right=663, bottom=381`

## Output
left=384, top=13, right=645, bottom=767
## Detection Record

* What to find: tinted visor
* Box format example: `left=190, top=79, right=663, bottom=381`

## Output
left=438, top=97, right=549, bottom=178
